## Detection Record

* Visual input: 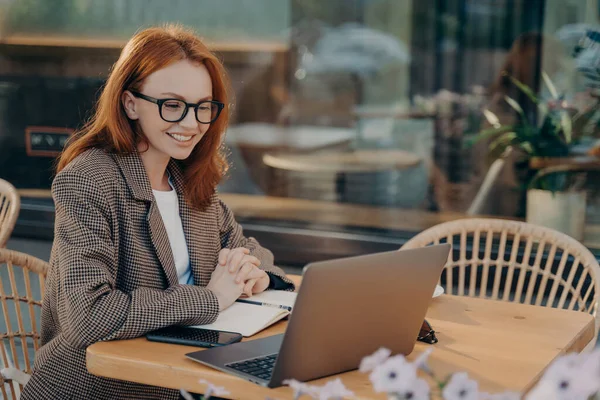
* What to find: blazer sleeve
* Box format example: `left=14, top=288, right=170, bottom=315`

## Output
left=217, top=199, right=295, bottom=291
left=52, top=170, right=219, bottom=349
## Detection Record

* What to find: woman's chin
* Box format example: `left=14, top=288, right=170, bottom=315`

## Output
left=169, top=149, right=195, bottom=160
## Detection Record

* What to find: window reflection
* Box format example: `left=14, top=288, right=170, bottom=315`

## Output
left=1, top=0, right=600, bottom=251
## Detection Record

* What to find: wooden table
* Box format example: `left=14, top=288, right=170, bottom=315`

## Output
left=262, top=149, right=423, bottom=206
left=87, top=276, right=595, bottom=399
left=223, top=124, right=355, bottom=193
left=262, top=149, right=421, bottom=173
left=224, top=124, right=355, bottom=152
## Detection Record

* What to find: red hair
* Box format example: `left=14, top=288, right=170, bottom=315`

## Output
left=57, top=24, right=230, bottom=210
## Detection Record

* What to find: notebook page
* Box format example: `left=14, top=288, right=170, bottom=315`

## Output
left=245, top=291, right=297, bottom=309
left=194, top=302, right=289, bottom=337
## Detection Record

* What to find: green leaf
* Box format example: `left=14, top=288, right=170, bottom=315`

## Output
left=464, top=125, right=514, bottom=147
left=504, top=95, right=525, bottom=119
left=489, top=132, right=517, bottom=149
left=537, top=103, right=548, bottom=128
left=560, top=111, right=572, bottom=143
left=542, top=71, right=559, bottom=99
left=505, top=73, right=539, bottom=104
left=518, top=141, right=535, bottom=154
left=488, top=132, right=517, bottom=160
left=537, top=114, right=559, bottom=138
left=483, top=109, right=501, bottom=128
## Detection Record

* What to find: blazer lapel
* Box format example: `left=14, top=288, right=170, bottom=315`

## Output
left=147, top=202, right=179, bottom=287
left=113, top=152, right=179, bottom=287
left=168, top=160, right=217, bottom=287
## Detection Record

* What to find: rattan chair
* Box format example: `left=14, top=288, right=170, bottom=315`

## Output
left=402, top=218, right=600, bottom=349
left=0, top=180, right=20, bottom=248
left=0, top=249, right=48, bottom=399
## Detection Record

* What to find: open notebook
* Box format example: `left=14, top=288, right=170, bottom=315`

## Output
left=193, top=290, right=297, bottom=337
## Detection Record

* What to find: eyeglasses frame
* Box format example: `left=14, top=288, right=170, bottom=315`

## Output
left=129, top=90, right=225, bottom=124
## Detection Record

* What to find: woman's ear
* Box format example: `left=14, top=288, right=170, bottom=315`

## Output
left=121, top=90, right=139, bottom=120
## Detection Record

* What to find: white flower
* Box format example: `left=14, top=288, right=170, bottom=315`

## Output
left=547, top=352, right=599, bottom=397
left=360, top=347, right=392, bottom=373
left=283, top=378, right=318, bottom=399
left=383, top=379, right=430, bottom=400
left=549, top=353, right=584, bottom=369
left=369, top=355, right=418, bottom=394
left=579, top=348, right=600, bottom=383
left=479, top=391, right=521, bottom=400
left=314, top=378, right=355, bottom=400
left=404, top=378, right=430, bottom=400
left=198, top=379, right=230, bottom=399
left=412, top=348, right=434, bottom=374
left=442, top=372, right=478, bottom=400
left=524, top=380, right=561, bottom=400
left=525, top=352, right=600, bottom=400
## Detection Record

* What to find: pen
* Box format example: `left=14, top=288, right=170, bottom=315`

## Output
left=236, top=299, right=292, bottom=312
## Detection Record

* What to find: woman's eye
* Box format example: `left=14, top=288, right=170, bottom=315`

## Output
left=164, top=102, right=183, bottom=110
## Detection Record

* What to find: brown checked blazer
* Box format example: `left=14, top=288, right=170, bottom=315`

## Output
left=20, top=148, right=294, bottom=400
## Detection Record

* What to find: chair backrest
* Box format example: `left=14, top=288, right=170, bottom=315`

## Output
left=0, top=180, right=20, bottom=248
left=0, top=249, right=48, bottom=399
left=402, top=218, right=600, bottom=334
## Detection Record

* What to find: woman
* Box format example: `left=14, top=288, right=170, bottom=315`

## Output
left=21, top=25, right=294, bottom=400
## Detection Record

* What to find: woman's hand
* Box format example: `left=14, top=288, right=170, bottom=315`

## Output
left=209, top=247, right=265, bottom=304
left=206, top=264, right=244, bottom=311
left=239, top=267, right=270, bottom=297
left=217, top=248, right=270, bottom=297
left=218, top=247, right=260, bottom=274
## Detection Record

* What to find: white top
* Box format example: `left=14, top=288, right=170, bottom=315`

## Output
left=152, top=184, right=193, bottom=285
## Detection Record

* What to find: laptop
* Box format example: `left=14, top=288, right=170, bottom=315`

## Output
left=186, top=244, right=451, bottom=388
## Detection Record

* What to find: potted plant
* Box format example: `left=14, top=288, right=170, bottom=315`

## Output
left=467, top=72, right=600, bottom=239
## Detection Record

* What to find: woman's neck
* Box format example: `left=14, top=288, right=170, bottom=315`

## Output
left=138, top=146, right=171, bottom=191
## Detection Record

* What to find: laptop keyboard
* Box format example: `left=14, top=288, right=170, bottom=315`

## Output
left=226, top=354, right=277, bottom=380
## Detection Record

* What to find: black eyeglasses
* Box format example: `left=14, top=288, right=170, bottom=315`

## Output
left=129, top=91, right=224, bottom=124
left=417, top=319, right=438, bottom=344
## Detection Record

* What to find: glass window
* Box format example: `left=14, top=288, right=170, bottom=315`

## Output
left=2, top=0, right=600, bottom=262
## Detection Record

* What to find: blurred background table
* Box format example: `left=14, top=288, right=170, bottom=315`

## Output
left=262, top=149, right=423, bottom=207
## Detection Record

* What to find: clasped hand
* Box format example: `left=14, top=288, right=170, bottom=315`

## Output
left=206, top=247, right=270, bottom=311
